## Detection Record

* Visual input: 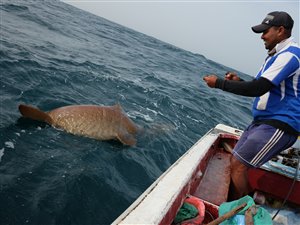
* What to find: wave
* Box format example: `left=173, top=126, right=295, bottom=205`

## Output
left=0, top=1, right=252, bottom=224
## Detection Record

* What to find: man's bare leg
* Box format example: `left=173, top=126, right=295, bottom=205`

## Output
left=229, top=156, right=251, bottom=200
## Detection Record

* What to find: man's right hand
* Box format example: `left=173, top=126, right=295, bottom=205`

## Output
left=225, top=72, right=240, bottom=81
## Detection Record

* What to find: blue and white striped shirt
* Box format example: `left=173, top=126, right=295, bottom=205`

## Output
left=253, top=37, right=300, bottom=132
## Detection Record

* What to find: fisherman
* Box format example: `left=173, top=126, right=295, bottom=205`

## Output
left=203, top=11, right=300, bottom=199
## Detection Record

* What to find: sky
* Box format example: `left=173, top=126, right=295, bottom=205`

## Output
left=62, top=0, right=299, bottom=76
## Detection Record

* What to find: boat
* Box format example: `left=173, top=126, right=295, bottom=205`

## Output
left=112, top=124, right=300, bottom=225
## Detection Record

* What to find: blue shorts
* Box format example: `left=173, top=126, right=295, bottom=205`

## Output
left=233, top=123, right=297, bottom=168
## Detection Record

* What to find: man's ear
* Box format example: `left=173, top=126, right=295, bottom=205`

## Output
left=278, top=26, right=286, bottom=37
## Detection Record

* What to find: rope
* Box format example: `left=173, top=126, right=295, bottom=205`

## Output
left=272, top=150, right=300, bottom=220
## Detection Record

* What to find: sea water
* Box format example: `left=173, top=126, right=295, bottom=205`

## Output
left=0, top=1, right=253, bottom=224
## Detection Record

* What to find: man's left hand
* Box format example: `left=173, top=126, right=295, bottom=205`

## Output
left=203, top=75, right=218, bottom=88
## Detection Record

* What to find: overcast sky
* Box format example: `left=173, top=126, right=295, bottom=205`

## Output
left=62, top=0, right=299, bottom=76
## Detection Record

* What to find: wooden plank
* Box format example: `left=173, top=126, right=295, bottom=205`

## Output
left=194, top=152, right=231, bottom=205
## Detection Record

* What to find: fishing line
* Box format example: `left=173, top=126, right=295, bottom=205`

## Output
left=272, top=148, right=300, bottom=220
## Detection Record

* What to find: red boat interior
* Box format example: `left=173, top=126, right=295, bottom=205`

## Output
left=173, top=133, right=300, bottom=224
left=194, top=151, right=231, bottom=206
left=191, top=134, right=238, bottom=202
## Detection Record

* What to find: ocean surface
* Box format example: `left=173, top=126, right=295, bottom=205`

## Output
left=0, top=1, right=253, bottom=224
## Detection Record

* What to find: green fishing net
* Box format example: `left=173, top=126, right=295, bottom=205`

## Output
left=219, top=195, right=272, bottom=225
left=173, top=202, right=199, bottom=224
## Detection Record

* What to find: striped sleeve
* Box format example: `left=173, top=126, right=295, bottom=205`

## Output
left=261, top=52, right=299, bottom=86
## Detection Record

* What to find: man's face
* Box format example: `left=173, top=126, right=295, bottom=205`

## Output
left=261, top=26, right=283, bottom=51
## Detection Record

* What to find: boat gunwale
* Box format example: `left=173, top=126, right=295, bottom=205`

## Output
left=112, top=124, right=242, bottom=225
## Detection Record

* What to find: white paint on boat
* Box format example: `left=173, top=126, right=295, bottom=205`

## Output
left=112, top=124, right=239, bottom=224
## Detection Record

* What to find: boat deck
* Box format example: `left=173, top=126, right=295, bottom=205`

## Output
left=194, top=151, right=231, bottom=205
left=112, top=124, right=300, bottom=225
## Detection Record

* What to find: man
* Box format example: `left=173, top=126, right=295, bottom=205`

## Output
left=203, top=11, right=300, bottom=199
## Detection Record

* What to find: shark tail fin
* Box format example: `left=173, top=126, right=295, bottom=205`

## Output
left=19, top=104, right=52, bottom=124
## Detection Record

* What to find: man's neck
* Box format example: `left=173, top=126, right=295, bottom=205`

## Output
left=268, top=37, right=293, bottom=56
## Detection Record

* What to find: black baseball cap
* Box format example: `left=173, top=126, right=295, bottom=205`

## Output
left=251, top=11, right=294, bottom=33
